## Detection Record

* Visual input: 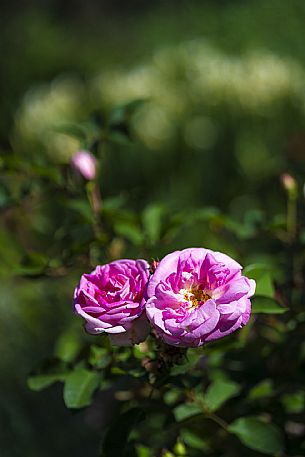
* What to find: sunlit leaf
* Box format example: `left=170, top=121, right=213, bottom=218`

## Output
left=89, top=345, right=112, bottom=369
left=142, top=203, right=164, bottom=245
left=27, top=358, right=68, bottom=391
left=281, top=391, right=305, bottom=414
left=251, top=296, right=288, bottom=314
left=63, top=368, right=100, bottom=408
left=135, top=445, right=151, bottom=457
left=203, top=379, right=240, bottom=412
left=248, top=379, right=273, bottom=400
left=114, top=222, right=144, bottom=245
left=54, top=328, right=82, bottom=363
left=14, top=251, right=48, bottom=276
left=228, top=416, right=284, bottom=455
left=173, top=404, right=202, bottom=422
left=180, top=429, right=210, bottom=451
left=244, top=264, right=274, bottom=298
left=27, top=373, right=67, bottom=391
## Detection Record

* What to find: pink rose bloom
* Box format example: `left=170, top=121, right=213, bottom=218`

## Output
left=145, top=248, right=256, bottom=347
left=73, top=259, right=150, bottom=345
left=71, top=151, right=97, bottom=180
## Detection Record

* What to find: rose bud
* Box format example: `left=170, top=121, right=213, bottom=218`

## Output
left=281, top=173, right=297, bottom=198
left=145, top=248, right=255, bottom=347
left=71, top=151, right=97, bottom=180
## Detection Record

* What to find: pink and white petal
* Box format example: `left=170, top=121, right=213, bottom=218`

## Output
left=109, top=314, right=150, bottom=346
left=212, top=251, right=242, bottom=270
left=214, top=277, right=252, bottom=303
left=203, top=315, right=244, bottom=343
left=147, top=251, right=181, bottom=296
left=241, top=299, right=251, bottom=325
left=247, top=279, right=256, bottom=297
left=75, top=303, right=112, bottom=330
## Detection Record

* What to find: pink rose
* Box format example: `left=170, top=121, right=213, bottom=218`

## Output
left=73, top=259, right=150, bottom=345
left=71, top=151, right=97, bottom=180
left=145, top=248, right=256, bottom=347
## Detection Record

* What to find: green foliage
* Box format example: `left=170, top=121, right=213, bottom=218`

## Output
left=281, top=391, right=305, bottom=414
left=228, top=417, right=284, bottom=455
left=173, top=404, right=202, bottom=422
left=202, top=379, right=240, bottom=412
left=244, top=264, right=275, bottom=298
left=142, top=203, right=164, bottom=246
left=252, top=296, right=288, bottom=314
left=247, top=379, right=274, bottom=400
left=27, top=373, right=67, bottom=391
left=180, top=429, right=209, bottom=452
left=27, top=359, right=69, bottom=391
left=63, top=368, right=101, bottom=409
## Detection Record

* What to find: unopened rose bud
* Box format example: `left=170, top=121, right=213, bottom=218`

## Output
left=281, top=173, right=297, bottom=197
left=71, top=151, right=97, bottom=180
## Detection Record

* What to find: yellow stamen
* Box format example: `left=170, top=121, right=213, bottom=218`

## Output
left=181, top=288, right=211, bottom=309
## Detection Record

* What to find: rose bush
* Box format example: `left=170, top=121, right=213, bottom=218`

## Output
left=73, top=259, right=150, bottom=345
left=145, top=248, right=256, bottom=347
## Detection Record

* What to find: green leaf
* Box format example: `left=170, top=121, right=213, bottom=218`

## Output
left=164, top=388, right=182, bottom=405
left=63, top=369, right=100, bottom=409
left=65, top=199, right=93, bottom=223
left=180, top=429, right=210, bottom=451
left=281, top=391, right=305, bottom=414
left=203, top=379, right=240, bottom=412
left=114, top=222, right=144, bottom=246
left=27, top=358, right=68, bottom=391
left=54, top=328, right=82, bottom=363
left=109, top=99, right=147, bottom=125
left=248, top=379, right=273, bottom=400
left=27, top=373, right=67, bottom=391
left=228, top=416, right=284, bottom=455
left=52, top=121, right=88, bottom=141
left=107, top=131, right=133, bottom=146
left=173, top=404, right=202, bottom=422
left=173, top=440, right=187, bottom=456
left=251, top=296, right=288, bottom=314
left=89, top=345, right=112, bottom=369
left=101, top=407, right=145, bottom=457
left=14, top=251, right=49, bottom=276
left=244, top=264, right=274, bottom=298
left=142, top=203, right=164, bottom=245
left=170, top=351, right=200, bottom=375
left=135, top=445, right=151, bottom=457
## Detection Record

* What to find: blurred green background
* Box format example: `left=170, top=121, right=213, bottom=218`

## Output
left=1, top=1, right=305, bottom=456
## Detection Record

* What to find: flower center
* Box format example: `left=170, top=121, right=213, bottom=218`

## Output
left=181, top=288, right=211, bottom=309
